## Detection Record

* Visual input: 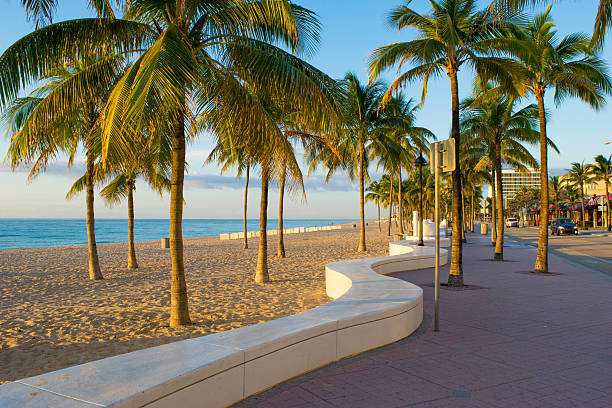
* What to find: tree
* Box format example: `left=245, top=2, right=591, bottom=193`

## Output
left=67, top=129, right=171, bottom=269
left=369, top=0, right=520, bottom=286
left=590, top=154, right=612, bottom=231
left=206, top=142, right=254, bottom=250
left=566, top=162, right=594, bottom=229
left=461, top=86, right=541, bottom=260
left=2, top=55, right=126, bottom=280
left=307, top=73, right=384, bottom=252
left=501, top=5, right=611, bottom=272
left=366, top=180, right=383, bottom=232
left=548, top=176, right=564, bottom=219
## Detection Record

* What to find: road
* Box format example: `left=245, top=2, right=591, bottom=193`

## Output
left=504, top=226, right=612, bottom=276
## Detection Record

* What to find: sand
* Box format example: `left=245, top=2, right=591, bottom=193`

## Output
left=0, top=222, right=391, bottom=384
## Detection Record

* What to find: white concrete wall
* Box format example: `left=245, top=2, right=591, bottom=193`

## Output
left=220, top=225, right=341, bottom=240
left=1, top=242, right=447, bottom=408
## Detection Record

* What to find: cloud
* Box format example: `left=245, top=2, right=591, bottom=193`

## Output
left=0, top=161, right=85, bottom=178
left=183, top=172, right=360, bottom=192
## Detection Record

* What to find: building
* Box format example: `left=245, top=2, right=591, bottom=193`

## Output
left=501, top=168, right=541, bottom=203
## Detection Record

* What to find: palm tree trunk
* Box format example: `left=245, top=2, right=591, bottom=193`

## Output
left=461, top=195, right=466, bottom=243
left=358, top=143, right=367, bottom=252
left=278, top=163, right=286, bottom=258
left=398, top=169, right=404, bottom=235
left=243, top=163, right=249, bottom=249
left=606, top=181, right=610, bottom=231
left=256, top=166, right=270, bottom=283
left=85, top=137, right=103, bottom=281
left=377, top=200, right=381, bottom=232
left=534, top=90, right=549, bottom=273
left=580, top=184, right=586, bottom=228
left=448, top=70, right=463, bottom=286
left=127, top=178, right=138, bottom=269
left=494, top=136, right=504, bottom=261
left=470, top=187, right=475, bottom=232
left=491, top=166, right=497, bottom=246
left=169, top=106, right=191, bottom=326
left=387, top=172, right=394, bottom=236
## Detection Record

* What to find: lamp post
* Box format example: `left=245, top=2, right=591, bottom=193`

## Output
left=415, top=151, right=427, bottom=246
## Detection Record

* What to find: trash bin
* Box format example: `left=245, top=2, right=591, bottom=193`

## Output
left=481, top=224, right=488, bottom=235
left=161, top=238, right=170, bottom=249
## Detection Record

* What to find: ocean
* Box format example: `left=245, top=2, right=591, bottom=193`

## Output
left=0, top=219, right=356, bottom=250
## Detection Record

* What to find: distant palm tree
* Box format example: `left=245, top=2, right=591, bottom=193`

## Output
left=502, top=5, right=611, bottom=272
left=307, top=73, right=384, bottom=252
left=369, top=0, right=520, bottom=286
left=67, top=131, right=171, bottom=269
left=566, top=162, right=594, bottom=229
left=461, top=88, right=541, bottom=260
left=366, top=180, right=383, bottom=232
left=590, top=154, right=612, bottom=231
left=548, top=176, right=564, bottom=219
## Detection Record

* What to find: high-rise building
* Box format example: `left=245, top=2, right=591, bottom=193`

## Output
left=501, top=168, right=541, bottom=202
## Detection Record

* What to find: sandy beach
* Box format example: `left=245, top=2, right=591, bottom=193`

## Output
left=0, top=222, right=391, bottom=384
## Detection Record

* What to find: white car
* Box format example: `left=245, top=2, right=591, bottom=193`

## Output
left=506, top=218, right=519, bottom=228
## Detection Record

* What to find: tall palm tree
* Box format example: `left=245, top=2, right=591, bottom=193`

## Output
left=376, top=94, right=435, bottom=236
left=66, top=129, right=172, bottom=269
left=2, top=55, right=126, bottom=280
left=566, top=162, right=594, bottom=229
left=501, top=5, right=611, bottom=272
left=307, top=73, right=384, bottom=252
left=548, top=176, right=564, bottom=219
left=461, top=87, right=541, bottom=260
left=206, top=142, right=254, bottom=250
left=369, top=0, right=520, bottom=286
left=590, top=154, right=612, bottom=231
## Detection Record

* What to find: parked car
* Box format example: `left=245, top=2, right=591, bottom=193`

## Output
left=550, top=218, right=579, bottom=235
left=505, top=218, right=519, bottom=228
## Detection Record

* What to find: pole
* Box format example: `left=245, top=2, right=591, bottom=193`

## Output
left=418, top=162, right=424, bottom=246
left=434, top=143, right=440, bottom=332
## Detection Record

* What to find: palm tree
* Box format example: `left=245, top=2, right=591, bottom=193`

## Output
left=369, top=0, right=520, bottom=286
left=566, top=162, right=594, bottom=229
left=461, top=87, right=541, bottom=260
left=565, top=184, right=580, bottom=221
left=376, top=94, right=435, bottom=236
left=590, top=154, right=612, bottom=231
left=366, top=180, right=384, bottom=232
left=549, top=176, right=564, bottom=219
left=501, top=6, right=611, bottom=272
left=206, top=142, right=253, bottom=250
left=2, top=55, right=126, bottom=280
left=307, top=73, right=384, bottom=252
left=66, top=129, right=171, bottom=269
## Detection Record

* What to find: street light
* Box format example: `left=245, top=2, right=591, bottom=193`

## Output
left=415, top=151, right=427, bottom=246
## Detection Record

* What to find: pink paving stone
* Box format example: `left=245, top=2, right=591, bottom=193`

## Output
left=235, top=234, right=612, bottom=408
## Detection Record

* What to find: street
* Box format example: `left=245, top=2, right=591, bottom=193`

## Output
left=505, top=226, right=612, bottom=276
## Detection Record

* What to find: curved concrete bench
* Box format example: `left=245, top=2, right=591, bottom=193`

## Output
left=1, top=244, right=447, bottom=408
left=400, top=235, right=451, bottom=248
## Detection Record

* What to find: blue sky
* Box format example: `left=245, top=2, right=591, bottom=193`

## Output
left=1, top=0, right=611, bottom=219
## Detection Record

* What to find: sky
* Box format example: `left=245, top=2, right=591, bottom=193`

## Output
left=0, top=0, right=611, bottom=219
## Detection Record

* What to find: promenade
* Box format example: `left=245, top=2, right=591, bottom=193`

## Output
left=238, top=234, right=612, bottom=408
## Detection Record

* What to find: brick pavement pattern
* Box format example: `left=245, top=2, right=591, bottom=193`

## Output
left=236, top=235, right=612, bottom=408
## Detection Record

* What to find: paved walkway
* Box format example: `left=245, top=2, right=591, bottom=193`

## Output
left=237, top=234, right=612, bottom=408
